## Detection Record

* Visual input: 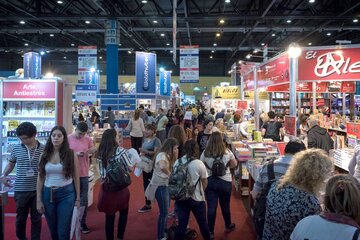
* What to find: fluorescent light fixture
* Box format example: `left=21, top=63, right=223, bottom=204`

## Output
left=213, top=43, right=217, bottom=46
left=24, top=43, right=29, bottom=46
left=85, top=20, right=90, bottom=24
left=142, top=0, right=148, bottom=3
left=219, top=19, right=225, bottom=24
left=153, top=20, right=158, bottom=23
left=225, top=0, right=230, bottom=3
left=19, top=20, right=25, bottom=24
left=160, top=33, right=165, bottom=37
left=309, top=0, right=315, bottom=3
left=327, top=32, right=331, bottom=36
left=50, top=34, right=54, bottom=37
left=166, top=43, right=170, bottom=46
left=216, top=33, right=221, bottom=37
left=57, top=0, right=63, bottom=4
left=286, top=19, right=292, bottom=23
left=353, top=19, right=359, bottom=23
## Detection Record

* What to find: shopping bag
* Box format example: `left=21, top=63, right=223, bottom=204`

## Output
left=70, top=206, right=85, bottom=240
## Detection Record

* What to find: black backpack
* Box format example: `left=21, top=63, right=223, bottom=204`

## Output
left=264, top=121, right=279, bottom=141
left=205, top=155, right=227, bottom=177
left=252, top=160, right=275, bottom=239
left=169, top=158, right=200, bottom=201
left=102, top=148, right=132, bottom=192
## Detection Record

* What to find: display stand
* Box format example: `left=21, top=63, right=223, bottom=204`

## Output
left=0, top=78, right=63, bottom=212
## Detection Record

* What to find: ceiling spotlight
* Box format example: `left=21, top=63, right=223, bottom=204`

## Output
left=19, top=20, right=25, bottom=24
left=219, top=19, right=225, bottom=24
left=261, top=43, right=265, bottom=46
left=225, top=0, right=230, bottom=3
left=308, top=42, right=312, bottom=46
left=46, top=50, right=50, bottom=53
left=216, top=33, right=221, bottom=37
left=99, top=56, right=103, bottom=59
left=253, top=49, right=259, bottom=53
left=353, top=19, right=359, bottom=23
left=309, top=0, right=315, bottom=3
left=246, top=54, right=251, bottom=59
left=40, top=51, right=45, bottom=55
left=71, top=43, right=75, bottom=46
left=272, top=33, right=276, bottom=37
left=153, top=20, right=158, bottom=23
left=57, top=0, right=63, bottom=3
left=170, top=50, right=173, bottom=53
left=238, top=60, right=242, bottom=64
left=286, top=19, right=292, bottom=23
left=50, top=34, right=54, bottom=37
left=160, top=33, right=165, bottom=37
left=85, top=20, right=90, bottom=24
left=142, top=0, right=148, bottom=3
left=166, top=43, right=170, bottom=46
left=118, top=43, right=122, bottom=46
left=24, top=43, right=29, bottom=46
left=211, top=50, right=215, bottom=53
left=326, top=32, right=331, bottom=36
left=213, top=43, right=217, bottom=46
left=63, top=56, right=67, bottom=59
left=128, top=50, right=132, bottom=54
left=210, top=56, right=213, bottom=59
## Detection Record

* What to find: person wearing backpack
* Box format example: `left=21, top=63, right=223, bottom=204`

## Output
left=200, top=132, right=238, bottom=239
left=251, top=141, right=306, bottom=239
left=145, top=138, right=179, bottom=240
left=170, top=140, right=211, bottom=240
left=97, top=129, right=136, bottom=240
left=261, top=111, right=284, bottom=141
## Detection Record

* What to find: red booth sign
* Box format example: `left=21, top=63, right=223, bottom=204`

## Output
left=257, top=53, right=289, bottom=88
left=346, top=123, right=360, bottom=139
left=284, top=116, right=297, bottom=137
left=299, top=47, right=360, bottom=81
left=266, top=81, right=353, bottom=93
left=237, top=100, right=248, bottom=110
left=3, top=81, right=56, bottom=99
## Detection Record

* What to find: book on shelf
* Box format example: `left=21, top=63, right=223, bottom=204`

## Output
left=44, top=101, right=55, bottom=116
left=35, top=102, right=45, bottom=116
left=22, top=102, right=36, bottom=116
left=7, top=102, right=22, bottom=116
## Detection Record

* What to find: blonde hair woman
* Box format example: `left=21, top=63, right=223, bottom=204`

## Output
left=200, top=132, right=238, bottom=238
left=262, top=149, right=333, bottom=240
left=291, top=174, right=360, bottom=240
left=126, top=109, right=145, bottom=153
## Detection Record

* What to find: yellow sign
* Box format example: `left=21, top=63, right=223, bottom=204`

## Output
left=212, top=86, right=241, bottom=99
left=244, top=91, right=269, bottom=100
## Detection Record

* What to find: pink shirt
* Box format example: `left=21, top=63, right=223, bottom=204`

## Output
left=68, top=133, right=94, bottom=177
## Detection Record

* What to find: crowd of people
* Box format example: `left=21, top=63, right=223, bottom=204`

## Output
left=2, top=103, right=360, bottom=240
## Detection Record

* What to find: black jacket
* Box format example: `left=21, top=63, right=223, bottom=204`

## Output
left=307, top=125, right=334, bottom=153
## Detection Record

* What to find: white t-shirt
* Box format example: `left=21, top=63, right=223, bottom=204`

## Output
left=173, top=157, right=208, bottom=202
left=200, top=149, right=235, bottom=182
left=44, top=162, right=73, bottom=187
left=291, top=215, right=360, bottom=240
left=127, top=118, right=145, bottom=137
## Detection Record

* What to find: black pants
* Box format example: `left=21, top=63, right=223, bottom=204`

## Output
left=130, top=136, right=143, bottom=153
left=142, top=171, right=153, bottom=206
left=105, top=208, right=129, bottom=240
left=14, top=191, right=42, bottom=240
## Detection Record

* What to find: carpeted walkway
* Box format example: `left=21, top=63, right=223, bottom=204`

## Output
left=4, top=137, right=256, bottom=240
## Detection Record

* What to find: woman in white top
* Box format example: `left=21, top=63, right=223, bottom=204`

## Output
left=173, top=139, right=211, bottom=240
left=291, top=174, right=360, bottom=240
left=126, top=109, right=145, bottom=153
left=36, top=126, right=80, bottom=240
left=200, top=132, right=237, bottom=239
left=145, top=138, right=179, bottom=240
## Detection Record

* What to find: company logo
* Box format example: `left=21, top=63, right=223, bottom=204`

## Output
left=306, top=50, right=360, bottom=77
left=143, top=55, right=149, bottom=91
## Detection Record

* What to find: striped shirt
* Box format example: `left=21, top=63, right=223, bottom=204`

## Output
left=253, top=155, right=293, bottom=193
left=98, top=147, right=135, bottom=178
left=8, top=141, right=45, bottom=192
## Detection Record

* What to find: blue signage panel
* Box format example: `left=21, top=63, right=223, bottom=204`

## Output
left=159, top=70, right=171, bottom=96
left=23, top=52, right=41, bottom=79
left=75, top=84, right=97, bottom=91
left=85, top=71, right=99, bottom=85
left=136, top=52, right=156, bottom=94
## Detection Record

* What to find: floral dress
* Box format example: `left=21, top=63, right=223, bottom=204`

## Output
left=262, top=182, right=321, bottom=240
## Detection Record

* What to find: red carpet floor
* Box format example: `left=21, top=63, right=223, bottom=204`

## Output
left=4, top=138, right=256, bottom=240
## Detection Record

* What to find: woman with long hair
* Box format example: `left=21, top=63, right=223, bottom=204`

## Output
left=262, top=149, right=333, bottom=240
left=168, top=125, right=187, bottom=159
left=291, top=174, right=360, bottom=240
left=97, top=129, right=135, bottom=240
left=36, top=126, right=80, bottom=240
left=145, top=138, right=179, bottom=240
left=126, top=109, right=145, bottom=153
left=200, top=132, right=237, bottom=239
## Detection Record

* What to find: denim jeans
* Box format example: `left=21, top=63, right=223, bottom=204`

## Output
left=79, top=177, right=89, bottom=226
left=14, top=191, right=42, bottom=240
left=205, top=176, right=233, bottom=232
left=43, top=183, right=76, bottom=240
left=155, top=186, right=169, bottom=240
left=175, top=199, right=211, bottom=240
left=156, top=130, right=166, bottom=144
left=105, top=208, right=129, bottom=240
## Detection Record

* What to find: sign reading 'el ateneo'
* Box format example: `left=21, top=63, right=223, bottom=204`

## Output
left=212, top=86, right=241, bottom=99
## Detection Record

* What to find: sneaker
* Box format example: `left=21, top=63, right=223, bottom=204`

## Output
left=138, top=205, right=152, bottom=213
left=81, top=224, right=91, bottom=234
left=225, top=223, right=236, bottom=233
left=210, top=232, right=215, bottom=240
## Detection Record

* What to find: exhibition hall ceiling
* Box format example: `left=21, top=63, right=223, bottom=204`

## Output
left=0, top=0, right=359, bottom=71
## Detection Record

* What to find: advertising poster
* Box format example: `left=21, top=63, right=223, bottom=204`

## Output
left=257, top=53, right=289, bottom=88
left=78, top=46, right=97, bottom=84
left=284, top=116, right=297, bottom=137
left=180, top=45, right=199, bottom=83
left=346, top=122, right=360, bottom=139
left=75, top=84, right=97, bottom=105
left=23, top=52, right=41, bottom=79
left=136, top=52, right=156, bottom=94
left=212, top=86, right=241, bottom=99
left=159, top=70, right=171, bottom=96
left=3, top=81, right=55, bottom=99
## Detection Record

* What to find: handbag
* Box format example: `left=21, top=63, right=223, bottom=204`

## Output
left=102, top=149, right=132, bottom=192
left=138, top=155, right=154, bottom=173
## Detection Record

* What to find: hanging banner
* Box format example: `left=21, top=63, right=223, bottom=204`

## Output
left=240, top=62, right=257, bottom=91
left=172, top=0, right=177, bottom=64
left=266, top=82, right=328, bottom=92
left=136, top=52, right=156, bottom=94
left=180, top=45, right=199, bottom=83
left=78, top=46, right=97, bottom=84
left=105, top=19, right=120, bottom=45
left=159, top=70, right=171, bottom=96
left=257, top=53, right=289, bottom=88
left=299, top=47, right=360, bottom=81
left=3, top=81, right=55, bottom=99
left=212, top=86, right=241, bottom=99
left=284, top=116, right=297, bottom=137
left=75, top=84, right=97, bottom=104
left=23, top=52, right=41, bottom=79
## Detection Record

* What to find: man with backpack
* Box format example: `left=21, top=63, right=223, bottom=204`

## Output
left=261, top=111, right=284, bottom=141
left=251, top=141, right=306, bottom=239
left=169, top=140, right=211, bottom=240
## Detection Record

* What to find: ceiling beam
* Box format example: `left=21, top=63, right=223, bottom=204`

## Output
left=183, top=0, right=192, bottom=45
